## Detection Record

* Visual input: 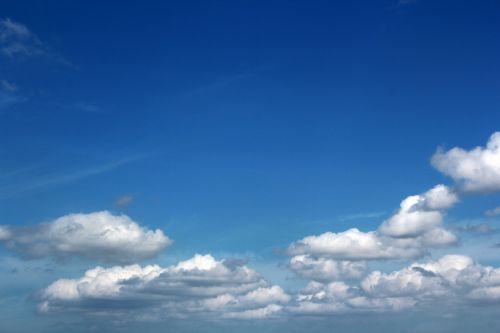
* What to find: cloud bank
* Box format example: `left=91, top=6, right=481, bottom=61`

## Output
left=289, top=254, right=500, bottom=315
left=39, top=254, right=290, bottom=320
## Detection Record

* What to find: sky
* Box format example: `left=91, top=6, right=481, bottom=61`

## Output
left=1, top=0, right=500, bottom=332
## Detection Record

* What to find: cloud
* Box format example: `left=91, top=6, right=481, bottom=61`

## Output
left=0, top=154, right=148, bottom=200
left=289, top=280, right=415, bottom=314
left=0, top=17, right=71, bottom=65
left=432, top=132, right=500, bottom=192
left=361, top=255, right=500, bottom=302
left=39, top=254, right=290, bottom=320
left=379, top=184, right=458, bottom=238
left=287, top=185, right=458, bottom=262
left=289, top=255, right=366, bottom=282
left=453, top=223, right=494, bottom=234
left=115, top=194, right=134, bottom=208
left=1, top=79, right=18, bottom=92
left=290, top=254, right=500, bottom=315
left=0, top=211, right=172, bottom=263
left=486, top=207, right=500, bottom=217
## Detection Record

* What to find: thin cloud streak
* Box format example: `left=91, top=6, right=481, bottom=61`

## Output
left=0, top=154, right=149, bottom=200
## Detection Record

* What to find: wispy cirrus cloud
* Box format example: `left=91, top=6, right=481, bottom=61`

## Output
left=0, top=17, right=72, bottom=66
left=0, top=78, right=25, bottom=113
left=1, top=79, right=18, bottom=92
left=0, top=154, right=149, bottom=200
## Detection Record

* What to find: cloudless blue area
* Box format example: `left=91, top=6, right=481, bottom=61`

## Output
left=1, top=1, right=500, bottom=331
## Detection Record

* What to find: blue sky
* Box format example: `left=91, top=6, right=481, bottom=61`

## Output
left=1, top=0, right=500, bottom=332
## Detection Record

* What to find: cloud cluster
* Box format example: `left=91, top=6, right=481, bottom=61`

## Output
left=0, top=211, right=172, bottom=263
left=7, top=131, right=500, bottom=322
left=432, top=132, right=500, bottom=192
left=39, top=254, right=290, bottom=320
left=287, top=185, right=458, bottom=267
left=289, top=254, right=500, bottom=315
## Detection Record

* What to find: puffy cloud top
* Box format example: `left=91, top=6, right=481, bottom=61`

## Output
left=432, top=132, right=500, bottom=192
left=39, top=254, right=290, bottom=320
left=290, top=255, right=500, bottom=315
left=0, top=211, right=172, bottom=263
left=287, top=185, right=457, bottom=263
left=379, top=185, right=457, bottom=238
left=361, top=255, right=500, bottom=302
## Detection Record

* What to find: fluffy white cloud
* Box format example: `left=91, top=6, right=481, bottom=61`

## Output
left=289, top=280, right=416, bottom=314
left=287, top=185, right=457, bottom=262
left=361, top=255, right=500, bottom=302
left=289, top=254, right=500, bottom=315
left=0, top=211, right=172, bottom=263
left=432, top=132, right=500, bottom=192
left=39, top=254, right=290, bottom=320
left=379, top=185, right=458, bottom=238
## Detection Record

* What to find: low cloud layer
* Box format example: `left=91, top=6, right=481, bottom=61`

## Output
left=0, top=211, right=172, bottom=263
left=39, top=254, right=290, bottom=320
left=289, top=254, right=500, bottom=315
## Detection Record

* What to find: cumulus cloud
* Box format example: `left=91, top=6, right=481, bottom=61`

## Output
left=0, top=211, right=172, bottom=263
left=379, top=185, right=458, bottom=237
left=39, top=254, right=290, bottom=320
left=287, top=185, right=457, bottom=262
left=289, top=254, right=500, bottom=315
left=361, top=255, right=500, bottom=303
left=289, top=280, right=415, bottom=314
left=432, top=132, right=500, bottom=192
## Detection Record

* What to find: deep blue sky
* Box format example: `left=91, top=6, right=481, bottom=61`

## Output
left=1, top=1, right=500, bottom=332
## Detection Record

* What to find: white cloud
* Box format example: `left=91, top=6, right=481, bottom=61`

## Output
left=0, top=211, right=172, bottom=263
left=379, top=185, right=458, bottom=237
left=361, top=254, right=500, bottom=303
left=290, top=254, right=500, bottom=315
left=287, top=185, right=457, bottom=262
left=39, top=254, right=289, bottom=320
left=289, top=280, right=415, bottom=314
left=432, top=132, right=500, bottom=192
